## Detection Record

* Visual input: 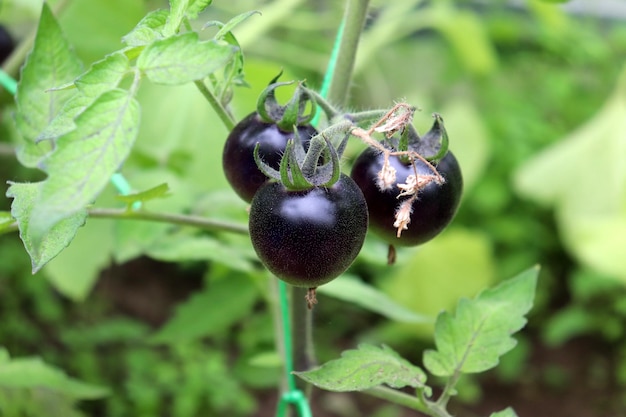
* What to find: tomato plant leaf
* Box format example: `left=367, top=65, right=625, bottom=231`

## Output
left=14, top=2, right=83, bottom=167
left=122, top=8, right=169, bottom=46
left=423, top=267, right=538, bottom=377
left=149, top=274, right=259, bottom=344
left=294, top=344, right=427, bottom=392
left=38, top=52, right=131, bottom=141
left=490, top=408, right=518, bottom=417
left=137, top=32, right=237, bottom=85
left=145, top=233, right=256, bottom=272
left=0, top=348, right=109, bottom=399
left=317, top=276, right=432, bottom=324
left=6, top=182, right=87, bottom=274
left=212, top=10, right=260, bottom=40
left=115, top=182, right=170, bottom=205
left=28, top=89, right=140, bottom=245
left=163, top=0, right=191, bottom=36
left=187, top=0, right=213, bottom=19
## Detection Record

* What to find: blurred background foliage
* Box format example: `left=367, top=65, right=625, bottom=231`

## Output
left=0, top=0, right=625, bottom=416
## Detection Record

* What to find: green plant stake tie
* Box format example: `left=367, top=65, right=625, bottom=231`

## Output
left=276, top=280, right=313, bottom=417
left=0, top=68, right=140, bottom=209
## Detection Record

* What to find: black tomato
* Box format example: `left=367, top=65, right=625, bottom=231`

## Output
left=351, top=148, right=462, bottom=246
left=222, top=112, right=318, bottom=202
left=0, top=25, right=13, bottom=63
left=249, top=174, right=368, bottom=288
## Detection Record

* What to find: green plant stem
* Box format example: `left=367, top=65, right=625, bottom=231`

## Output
left=364, top=386, right=430, bottom=415
left=290, top=287, right=316, bottom=392
left=88, top=207, right=248, bottom=234
left=326, top=0, right=370, bottom=107
left=233, top=0, right=306, bottom=47
left=194, top=80, right=236, bottom=131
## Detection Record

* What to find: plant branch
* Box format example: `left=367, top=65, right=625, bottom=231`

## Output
left=194, top=80, right=236, bottom=131
left=326, top=0, right=370, bottom=107
left=88, top=207, right=248, bottom=234
left=364, top=386, right=430, bottom=415
left=290, top=286, right=316, bottom=393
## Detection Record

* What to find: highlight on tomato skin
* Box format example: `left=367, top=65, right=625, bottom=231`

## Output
left=350, top=148, right=463, bottom=246
left=222, top=112, right=318, bottom=203
left=248, top=173, right=369, bottom=289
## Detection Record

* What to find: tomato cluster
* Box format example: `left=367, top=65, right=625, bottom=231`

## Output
left=222, top=83, right=462, bottom=296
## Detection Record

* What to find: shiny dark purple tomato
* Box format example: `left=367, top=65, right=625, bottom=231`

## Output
left=222, top=112, right=318, bottom=202
left=0, top=25, right=14, bottom=63
left=351, top=148, right=462, bottom=246
left=249, top=174, right=368, bottom=288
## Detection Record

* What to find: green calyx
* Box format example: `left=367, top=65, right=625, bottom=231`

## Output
left=407, top=113, right=449, bottom=163
left=254, top=127, right=350, bottom=191
left=256, top=72, right=317, bottom=131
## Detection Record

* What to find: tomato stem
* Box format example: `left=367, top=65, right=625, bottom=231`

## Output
left=194, top=80, right=236, bottom=131
left=325, top=0, right=371, bottom=107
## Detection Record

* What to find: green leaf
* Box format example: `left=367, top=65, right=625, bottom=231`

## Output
left=74, top=53, right=130, bottom=97
left=29, top=88, right=140, bottom=244
left=137, top=32, right=237, bottom=85
left=115, top=182, right=170, bottom=204
left=44, top=218, right=115, bottom=301
left=6, top=182, right=87, bottom=274
left=212, top=10, right=261, bottom=40
left=145, top=233, right=256, bottom=272
left=150, top=274, right=259, bottom=344
left=38, top=52, right=131, bottom=141
left=490, top=408, right=518, bottom=417
left=514, top=67, right=626, bottom=282
left=0, top=351, right=108, bottom=399
left=317, top=276, right=432, bottom=324
left=187, top=0, right=213, bottom=19
left=163, top=0, right=191, bottom=36
left=423, top=267, right=538, bottom=377
left=14, top=2, right=83, bottom=167
left=294, top=344, right=427, bottom=392
left=122, top=8, right=169, bottom=46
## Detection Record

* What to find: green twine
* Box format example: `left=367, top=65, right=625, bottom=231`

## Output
left=275, top=12, right=346, bottom=417
left=311, top=19, right=345, bottom=128
left=0, top=68, right=140, bottom=208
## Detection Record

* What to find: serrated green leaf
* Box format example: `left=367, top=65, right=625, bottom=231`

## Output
left=6, top=182, right=87, bottom=274
left=317, top=276, right=432, bottom=324
left=74, top=53, right=130, bottom=97
left=29, top=89, right=140, bottom=244
left=137, top=32, right=237, bottom=85
left=37, top=53, right=131, bottom=142
left=187, top=0, right=212, bottom=19
left=122, top=8, right=169, bottom=46
left=294, top=344, right=426, bottom=392
left=0, top=353, right=108, bottom=399
left=163, top=0, right=191, bottom=36
left=423, top=267, right=538, bottom=377
left=213, top=10, right=260, bottom=40
left=115, top=182, right=170, bottom=204
left=150, top=274, right=259, bottom=344
left=490, top=408, right=518, bottom=417
left=14, top=2, right=83, bottom=167
left=145, top=233, right=255, bottom=272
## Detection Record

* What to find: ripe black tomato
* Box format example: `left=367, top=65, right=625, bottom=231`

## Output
left=0, top=25, right=13, bottom=63
left=351, top=148, right=462, bottom=246
left=249, top=174, right=368, bottom=288
left=222, top=112, right=318, bottom=202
